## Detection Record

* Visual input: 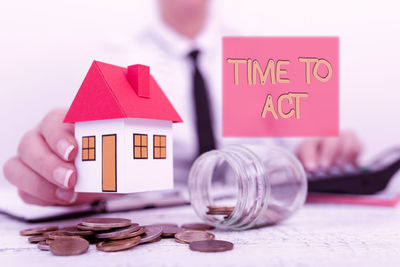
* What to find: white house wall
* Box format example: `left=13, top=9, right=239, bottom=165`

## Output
left=122, top=118, right=173, bottom=193
left=74, top=119, right=125, bottom=193
left=74, top=118, right=174, bottom=194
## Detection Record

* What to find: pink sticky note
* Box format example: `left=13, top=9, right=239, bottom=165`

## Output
left=223, top=37, right=339, bottom=137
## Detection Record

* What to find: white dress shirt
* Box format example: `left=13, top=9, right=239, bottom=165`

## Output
left=100, top=14, right=292, bottom=183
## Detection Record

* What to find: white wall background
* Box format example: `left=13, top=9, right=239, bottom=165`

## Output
left=0, top=0, right=399, bottom=172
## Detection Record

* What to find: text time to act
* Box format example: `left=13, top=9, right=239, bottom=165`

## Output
left=226, top=57, right=333, bottom=119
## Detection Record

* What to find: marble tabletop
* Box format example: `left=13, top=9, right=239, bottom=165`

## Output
left=0, top=202, right=399, bottom=267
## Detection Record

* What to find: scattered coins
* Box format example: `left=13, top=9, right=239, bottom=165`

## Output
left=50, top=236, right=89, bottom=256
left=20, top=217, right=233, bottom=255
left=189, top=240, right=234, bottom=253
left=175, top=230, right=215, bottom=244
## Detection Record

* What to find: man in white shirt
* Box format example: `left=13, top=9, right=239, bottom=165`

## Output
left=2, top=0, right=361, bottom=206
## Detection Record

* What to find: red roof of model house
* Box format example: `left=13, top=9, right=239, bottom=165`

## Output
left=64, top=61, right=183, bottom=123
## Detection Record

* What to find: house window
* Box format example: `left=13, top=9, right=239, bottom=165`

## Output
left=133, top=134, right=148, bottom=159
left=82, top=136, right=96, bottom=161
left=153, top=135, right=166, bottom=159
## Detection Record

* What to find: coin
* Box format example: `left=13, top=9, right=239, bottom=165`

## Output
left=96, top=236, right=141, bottom=252
left=64, top=229, right=94, bottom=237
left=96, top=224, right=140, bottom=239
left=161, top=225, right=184, bottom=237
left=81, top=218, right=131, bottom=228
left=50, top=236, right=89, bottom=256
left=21, top=216, right=231, bottom=256
left=43, top=231, right=57, bottom=238
left=189, top=240, right=234, bottom=252
left=108, top=227, right=145, bottom=240
left=152, top=223, right=178, bottom=228
left=207, top=206, right=235, bottom=212
left=207, top=206, right=234, bottom=215
left=181, top=223, right=215, bottom=231
left=48, top=231, right=69, bottom=239
left=174, top=230, right=215, bottom=244
left=61, top=226, right=79, bottom=231
left=37, top=241, right=50, bottom=251
left=139, top=225, right=162, bottom=244
left=77, top=223, right=114, bottom=232
left=28, top=235, right=48, bottom=243
left=207, top=212, right=233, bottom=216
left=20, top=226, right=59, bottom=236
left=148, top=236, right=162, bottom=243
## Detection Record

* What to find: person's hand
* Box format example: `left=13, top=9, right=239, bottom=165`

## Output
left=295, top=131, right=362, bottom=171
left=3, top=108, right=104, bottom=206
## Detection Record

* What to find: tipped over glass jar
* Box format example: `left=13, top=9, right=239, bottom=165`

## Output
left=188, top=145, right=307, bottom=230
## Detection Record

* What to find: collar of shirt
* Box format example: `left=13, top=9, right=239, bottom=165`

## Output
left=148, top=12, right=219, bottom=59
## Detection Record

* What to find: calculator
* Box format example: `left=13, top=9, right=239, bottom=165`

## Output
left=307, top=148, right=400, bottom=195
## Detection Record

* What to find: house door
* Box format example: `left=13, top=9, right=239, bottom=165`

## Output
left=102, top=134, right=117, bottom=192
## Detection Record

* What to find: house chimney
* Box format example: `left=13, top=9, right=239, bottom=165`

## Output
left=127, top=64, right=150, bottom=98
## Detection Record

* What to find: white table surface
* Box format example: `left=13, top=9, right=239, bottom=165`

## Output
left=0, top=203, right=399, bottom=267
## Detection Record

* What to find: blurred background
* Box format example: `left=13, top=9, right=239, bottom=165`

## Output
left=0, top=0, right=399, bottom=171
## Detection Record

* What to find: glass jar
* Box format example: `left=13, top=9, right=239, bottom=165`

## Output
left=188, top=145, right=307, bottom=230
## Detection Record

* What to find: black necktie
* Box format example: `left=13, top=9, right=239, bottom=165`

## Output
left=188, top=50, right=216, bottom=155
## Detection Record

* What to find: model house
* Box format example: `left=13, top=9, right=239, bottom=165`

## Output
left=64, top=61, right=182, bottom=193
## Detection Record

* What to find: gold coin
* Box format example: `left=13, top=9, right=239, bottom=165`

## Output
left=139, top=225, right=163, bottom=244
left=37, top=241, right=50, bottom=251
left=28, top=235, right=47, bottom=243
left=81, top=218, right=131, bottom=228
left=76, top=223, right=114, bottom=232
left=181, top=223, right=215, bottom=231
left=206, top=211, right=233, bottom=215
left=147, top=236, right=162, bottom=243
left=161, top=225, right=184, bottom=237
left=20, top=226, right=59, bottom=236
left=96, top=236, right=141, bottom=252
left=95, top=224, right=140, bottom=239
left=42, top=231, right=57, bottom=238
left=64, top=229, right=94, bottom=237
left=207, top=206, right=235, bottom=211
left=189, top=240, right=234, bottom=252
left=152, top=223, right=178, bottom=228
left=48, top=231, right=69, bottom=240
left=108, top=227, right=145, bottom=240
left=207, top=206, right=235, bottom=215
left=50, top=236, right=89, bottom=256
left=174, top=230, right=215, bottom=244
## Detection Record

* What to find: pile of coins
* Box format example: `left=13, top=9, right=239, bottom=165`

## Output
left=20, top=217, right=234, bottom=256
